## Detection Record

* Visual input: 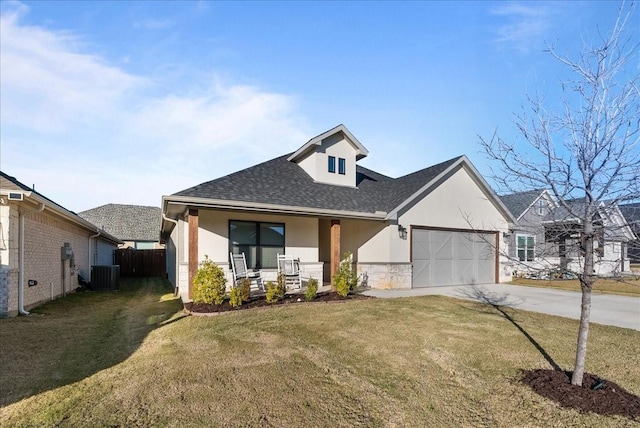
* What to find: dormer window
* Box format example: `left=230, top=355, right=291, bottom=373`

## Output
left=338, top=158, right=346, bottom=175
left=538, top=199, right=545, bottom=215
left=328, top=156, right=336, bottom=173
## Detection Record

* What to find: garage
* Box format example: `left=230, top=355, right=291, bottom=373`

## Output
left=412, top=228, right=497, bottom=287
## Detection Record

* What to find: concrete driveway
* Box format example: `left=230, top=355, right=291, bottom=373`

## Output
left=363, top=283, right=640, bottom=331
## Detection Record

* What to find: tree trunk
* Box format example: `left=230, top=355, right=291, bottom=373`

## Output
left=572, top=219, right=595, bottom=386
left=571, top=284, right=591, bottom=385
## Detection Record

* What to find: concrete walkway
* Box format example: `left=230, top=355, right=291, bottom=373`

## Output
left=363, top=283, right=640, bottom=331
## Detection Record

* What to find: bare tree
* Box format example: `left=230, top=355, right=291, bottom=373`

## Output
left=480, top=2, right=640, bottom=386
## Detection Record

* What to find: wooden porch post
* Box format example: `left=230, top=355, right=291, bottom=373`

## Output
left=330, top=220, right=341, bottom=285
left=188, top=209, right=199, bottom=300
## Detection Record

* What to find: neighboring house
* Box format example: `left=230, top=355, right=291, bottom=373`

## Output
left=500, top=189, right=635, bottom=276
left=619, top=203, right=640, bottom=263
left=0, top=172, right=122, bottom=317
left=161, top=124, right=515, bottom=302
left=499, top=189, right=558, bottom=272
left=79, top=204, right=163, bottom=249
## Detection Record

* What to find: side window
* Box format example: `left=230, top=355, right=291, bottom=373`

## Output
left=517, top=235, right=535, bottom=261
left=328, top=156, right=336, bottom=173
left=338, top=158, right=346, bottom=175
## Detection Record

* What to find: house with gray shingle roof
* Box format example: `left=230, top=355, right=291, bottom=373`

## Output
left=78, top=204, right=163, bottom=249
left=499, top=189, right=636, bottom=276
left=161, top=124, right=515, bottom=301
left=619, top=203, right=640, bottom=263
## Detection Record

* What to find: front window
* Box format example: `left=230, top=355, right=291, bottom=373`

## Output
left=338, top=158, right=346, bottom=175
left=517, top=235, right=535, bottom=261
left=328, top=156, right=336, bottom=173
left=229, top=221, right=285, bottom=269
left=537, top=199, right=545, bottom=215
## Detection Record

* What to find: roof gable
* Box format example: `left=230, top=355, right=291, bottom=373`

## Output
left=386, top=156, right=516, bottom=222
left=499, top=189, right=551, bottom=220
left=287, top=124, right=369, bottom=163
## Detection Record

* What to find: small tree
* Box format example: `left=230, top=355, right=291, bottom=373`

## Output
left=229, top=286, right=243, bottom=308
left=305, top=278, right=319, bottom=301
left=239, top=278, right=251, bottom=302
left=333, top=253, right=359, bottom=297
left=480, top=3, right=639, bottom=386
left=265, top=281, right=284, bottom=304
left=192, top=255, right=227, bottom=305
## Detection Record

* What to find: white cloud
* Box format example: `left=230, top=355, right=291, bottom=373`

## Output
left=0, top=3, right=309, bottom=212
left=490, top=2, right=552, bottom=52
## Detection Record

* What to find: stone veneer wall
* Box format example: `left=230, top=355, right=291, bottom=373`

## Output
left=357, top=263, right=413, bottom=289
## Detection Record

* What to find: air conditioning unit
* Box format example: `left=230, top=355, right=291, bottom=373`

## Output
left=8, top=192, right=23, bottom=201
left=91, top=265, right=121, bottom=290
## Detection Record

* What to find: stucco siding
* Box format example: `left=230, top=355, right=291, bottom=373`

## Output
left=297, top=133, right=358, bottom=187
left=340, top=219, right=389, bottom=263
left=398, top=166, right=511, bottom=283
left=198, top=210, right=319, bottom=265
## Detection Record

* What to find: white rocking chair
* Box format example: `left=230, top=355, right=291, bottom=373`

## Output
left=277, top=254, right=302, bottom=290
left=230, top=252, right=264, bottom=291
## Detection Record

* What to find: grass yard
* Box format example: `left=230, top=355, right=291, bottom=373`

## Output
left=510, top=275, right=640, bottom=296
left=1, top=277, right=639, bottom=427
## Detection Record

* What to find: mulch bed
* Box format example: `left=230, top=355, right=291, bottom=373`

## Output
left=184, top=291, right=373, bottom=314
left=520, top=369, right=640, bottom=420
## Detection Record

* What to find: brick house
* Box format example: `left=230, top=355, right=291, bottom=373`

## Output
left=0, top=172, right=122, bottom=317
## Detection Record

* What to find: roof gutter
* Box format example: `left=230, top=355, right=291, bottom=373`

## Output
left=18, top=202, right=45, bottom=315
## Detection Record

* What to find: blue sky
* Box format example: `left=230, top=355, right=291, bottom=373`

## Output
left=0, top=1, right=635, bottom=212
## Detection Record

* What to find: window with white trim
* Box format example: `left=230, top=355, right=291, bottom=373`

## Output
left=517, top=235, right=535, bottom=261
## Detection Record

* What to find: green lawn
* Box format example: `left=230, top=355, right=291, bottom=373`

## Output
left=1, top=277, right=638, bottom=427
left=510, top=276, right=640, bottom=296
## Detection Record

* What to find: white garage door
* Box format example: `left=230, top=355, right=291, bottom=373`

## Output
left=412, top=229, right=496, bottom=287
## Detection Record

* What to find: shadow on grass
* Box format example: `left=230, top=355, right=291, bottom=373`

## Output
left=457, top=285, right=561, bottom=372
left=0, top=277, right=186, bottom=407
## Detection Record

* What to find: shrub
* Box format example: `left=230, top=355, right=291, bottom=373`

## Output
left=239, top=278, right=251, bottom=302
left=265, top=281, right=281, bottom=304
left=305, top=278, right=318, bottom=301
left=333, top=253, right=359, bottom=297
left=192, top=255, right=227, bottom=305
left=229, top=286, right=243, bottom=308
left=277, top=272, right=287, bottom=295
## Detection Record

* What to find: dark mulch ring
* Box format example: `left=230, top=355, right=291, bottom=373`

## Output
left=185, top=291, right=373, bottom=314
left=520, top=369, right=640, bottom=420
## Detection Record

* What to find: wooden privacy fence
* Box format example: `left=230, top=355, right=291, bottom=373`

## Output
left=114, top=249, right=166, bottom=277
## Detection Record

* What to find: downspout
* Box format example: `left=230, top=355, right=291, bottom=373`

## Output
left=18, top=202, right=45, bottom=315
left=162, top=213, right=179, bottom=294
left=89, top=229, right=101, bottom=282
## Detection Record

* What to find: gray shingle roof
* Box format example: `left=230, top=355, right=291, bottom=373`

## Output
left=78, top=204, right=161, bottom=242
left=620, top=202, right=640, bottom=235
left=498, top=189, right=545, bottom=219
left=174, top=154, right=463, bottom=214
